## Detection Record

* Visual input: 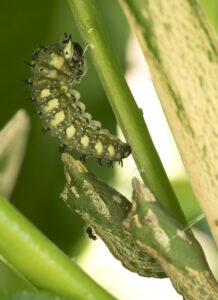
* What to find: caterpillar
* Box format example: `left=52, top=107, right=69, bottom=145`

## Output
left=26, top=33, right=131, bottom=166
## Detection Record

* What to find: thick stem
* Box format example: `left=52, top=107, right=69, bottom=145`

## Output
left=0, top=195, right=116, bottom=300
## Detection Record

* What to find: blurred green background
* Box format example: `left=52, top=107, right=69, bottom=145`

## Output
left=0, top=0, right=217, bottom=292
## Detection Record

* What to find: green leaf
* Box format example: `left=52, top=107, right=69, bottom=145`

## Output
left=0, top=194, right=116, bottom=300
left=0, top=258, right=34, bottom=292
left=118, top=0, right=218, bottom=247
left=0, top=110, right=30, bottom=199
left=199, top=0, right=218, bottom=34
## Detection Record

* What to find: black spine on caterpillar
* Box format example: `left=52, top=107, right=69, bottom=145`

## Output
left=27, top=34, right=131, bottom=164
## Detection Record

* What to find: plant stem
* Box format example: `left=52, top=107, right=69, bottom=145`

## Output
left=67, top=0, right=186, bottom=224
left=0, top=195, right=117, bottom=300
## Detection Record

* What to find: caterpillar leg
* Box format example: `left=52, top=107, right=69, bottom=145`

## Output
left=59, top=144, right=66, bottom=153
left=22, top=79, right=32, bottom=85
left=24, top=61, right=35, bottom=67
left=79, top=154, right=86, bottom=164
left=26, top=97, right=37, bottom=103
left=97, top=158, right=103, bottom=167
left=119, top=159, right=123, bottom=167
left=107, top=160, right=114, bottom=168
left=41, top=128, right=50, bottom=134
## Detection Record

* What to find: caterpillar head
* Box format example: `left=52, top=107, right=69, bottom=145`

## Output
left=30, top=34, right=85, bottom=84
left=62, top=34, right=84, bottom=67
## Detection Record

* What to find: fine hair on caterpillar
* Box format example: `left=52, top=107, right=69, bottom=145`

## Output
left=26, top=33, right=131, bottom=166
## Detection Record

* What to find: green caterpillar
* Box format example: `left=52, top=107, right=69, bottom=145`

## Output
left=26, top=34, right=131, bottom=166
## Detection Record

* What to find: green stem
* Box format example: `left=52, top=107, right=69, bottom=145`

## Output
left=67, top=0, right=186, bottom=224
left=0, top=195, right=116, bottom=300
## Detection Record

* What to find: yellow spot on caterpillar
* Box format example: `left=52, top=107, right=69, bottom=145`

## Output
left=107, top=145, right=115, bottom=157
left=48, top=70, right=58, bottom=78
left=71, top=186, right=79, bottom=198
left=60, top=85, right=68, bottom=92
left=50, top=111, right=65, bottom=127
left=64, top=40, right=73, bottom=60
left=66, top=125, right=76, bottom=138
left=95, top=141, right=103, bottom=155
left=44, top=98, right=59, bottom=112
left=81, top=135, right=89, bottom=148
left=50, top=53, right=65, bottom=69
left=40, top=89, right=51, bottom=98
